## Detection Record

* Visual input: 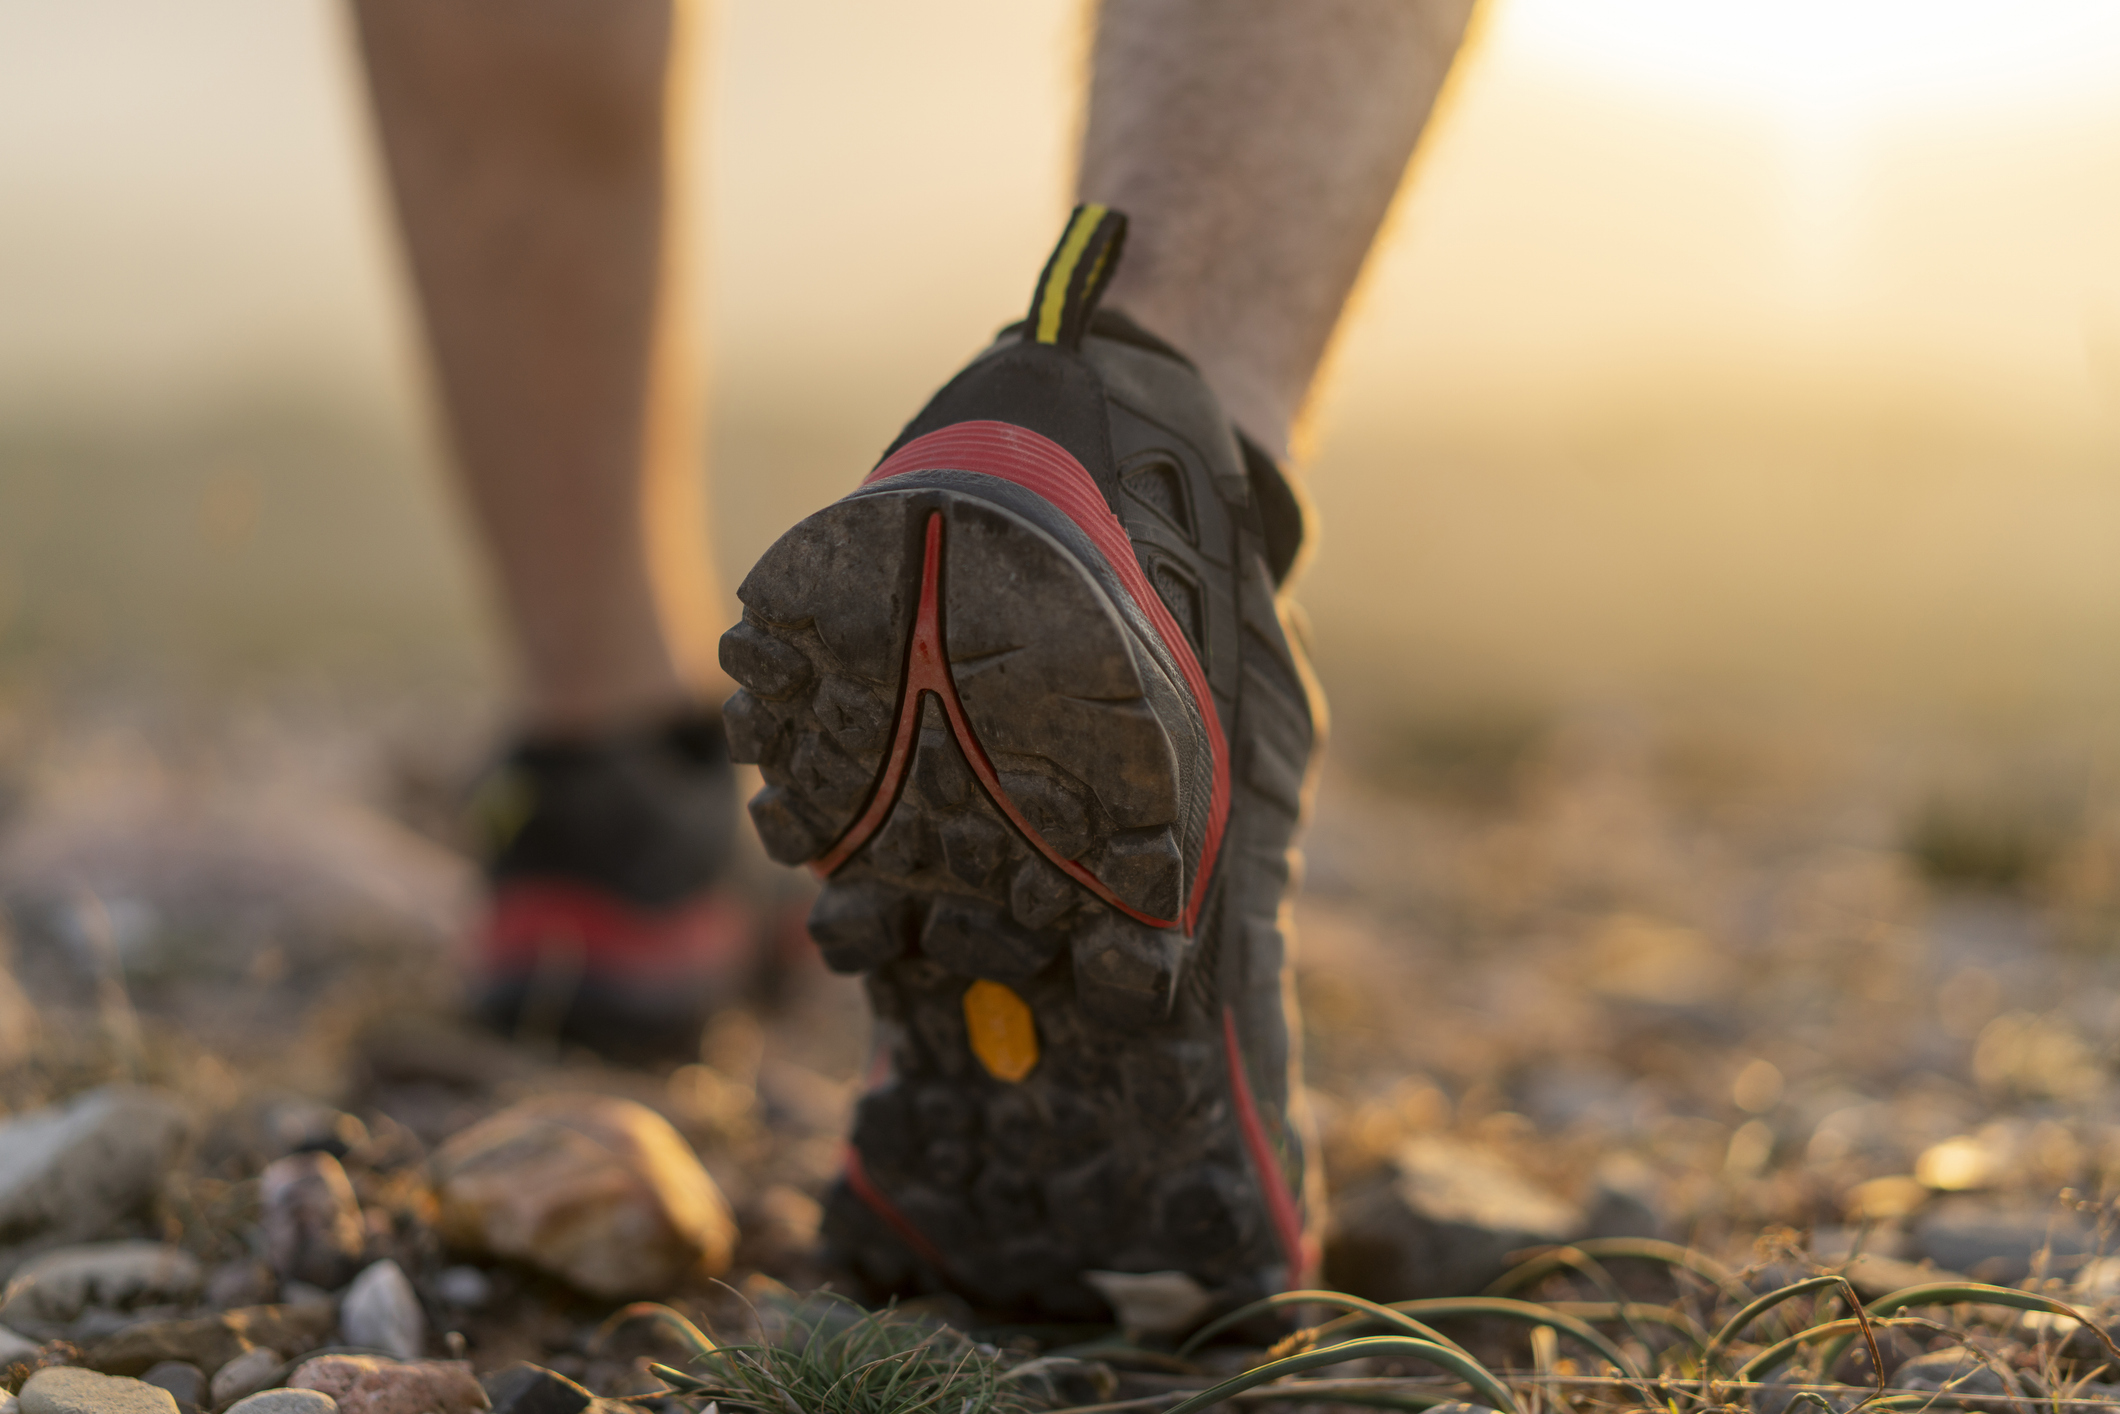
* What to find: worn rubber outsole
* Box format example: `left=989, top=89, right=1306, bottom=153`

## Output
left=721, top=482, right=1279, bottom=1317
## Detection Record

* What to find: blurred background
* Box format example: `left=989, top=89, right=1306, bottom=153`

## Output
left=9, top=0, right=2120, bottom=1293
left=8, top=0, right=2120, bottom=733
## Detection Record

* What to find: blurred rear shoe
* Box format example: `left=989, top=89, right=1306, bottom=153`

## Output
left=720, top=205, right=1323, bottom=1320
left=467, top=709, right=755, bottom=1065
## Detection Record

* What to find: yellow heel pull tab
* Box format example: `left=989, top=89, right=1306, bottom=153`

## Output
left=963, top=980, right=1038, bottom=1083
left=1026, top=204, right=1129, bottom=350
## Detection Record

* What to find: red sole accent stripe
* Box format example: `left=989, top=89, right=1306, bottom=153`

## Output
left=1222, top=1005, right=1309, bottom=1287
left=811, top=511, right=1179, bottom=930
left=481, top=882, right=753, bottom=979
left=841, top=1143, right=952, bottom=1274
left=860, top=421, right=1230, bottom=933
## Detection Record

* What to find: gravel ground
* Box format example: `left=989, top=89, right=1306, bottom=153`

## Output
left=5, top=690, right=2120, bottom=1407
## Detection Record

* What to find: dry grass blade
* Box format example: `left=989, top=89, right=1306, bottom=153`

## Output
left=1373, top=1297, right=1643, bottom=1379
left=592, top=1302, right=720, bottom=1360
left=1700, top=1276, right=1860, bottom=1377
left=1734, top=1315, right=1943, bottom=1383
left=1484, top=1239, right=1746, bottom=1304
left=1177, top=1291, right=1469, bottom=1359
left=1813, top=1281, right=2120, bottom=1378
left=1156, top=1335, right=1520, bottom=1414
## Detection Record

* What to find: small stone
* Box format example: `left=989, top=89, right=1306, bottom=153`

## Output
left=289, top=1355, right=487, bottom=1414
left=262, top=1100, right=369, bottom=1161
left=87, top=1302, right=337, bottom=1378
left=339, top=1261, right=423, bottom=1362
left=0, top=1322, right=40, bottom=1361
left=1894, top=1347, right=2014, bottom=1397
left=261, top=1153, right=366, bottom=1290
left=432, top=1093, right=736, bottom=1298
left=481, top=1363, right=591, bottom=1414
left=211, top=1346, right=287, bottom=1406
left=0, top=958, right=38, bottom=1070
left=20, top=1367, right=179, bottom=1414
left=2, top=1393, right=17, bottom=1414
left=206, top=1259, right=277, bottom=1310
left=1912, top=1197, right=2092, bottom=1284
left=432, top=1268, right=491, bottom=1310
left=142, top=1361, right=204, bottom=1407
left=227, top=1393, right=337, bottom=1414
left=1323, top=1135, right=1584, bottom=1299
left=0, top=1086, right=190, bottom=1243
left=1748, top=1370, right=1865, bottom=1414
left=0, top=1242, right=204, bottom=1324
left=1082, top=1271, right=1214, bottom=1338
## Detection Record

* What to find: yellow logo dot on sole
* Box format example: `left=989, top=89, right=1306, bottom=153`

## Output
left=962, top=979, right=1038, bottom=1082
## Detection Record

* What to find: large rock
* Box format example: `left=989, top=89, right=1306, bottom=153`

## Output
left=261, top=1152, right=366, bottom=1290
left=432, top=1094, right=735, bottom=1298
left=1324, top=1135, right=1584, bottom=1300
left=20, top=1367, right=179, bottom=1414
left=0, top=1242, right=203, bottom=1324
left=0, top=1086, right=189, bottom=1243
left=288, top=1356, right=487, bottom=1414
left=339, top=1261, right=423, bottom=1361
left=87, top=1301, right=337, bottom=1377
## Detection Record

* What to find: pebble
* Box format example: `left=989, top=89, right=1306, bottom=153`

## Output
left=289, top=1355, right=487, bottom=1414
left=339, top=1260, right=423, bottom=1362
left=206, top=1259, right=277, bottom=1310
left=0, top=1086, right=190, bottom=1243
left=481, top=1363, right=592, bottom=1414
left=20, top=1367, right=179, bottom=1414
left=1082, top=1271, right=1214, bottom=1338
left=0, top=958, right=38, bottom=1070
left=262, top=1099, right=370, bottom=1161
left=1323, top=1135, right=1584, bottom=1299
left=432, top=1267, right=491, bottom=1310
left=87, top=1301, right=337, bottom=1378
left=142, top=1361, right=205, bottom=1408
left=1748, top=1371, right=1865, bottom=1414
left=227, top=1393, right=337, bottom=1414
left=1893, top=1347, right=2015, bottom=1398
left=432, top=1093, right=736, bottom=1298
left=0, top=1322, right=40, bottom=1361
left=261, top=1152, right=367, bottom=1290
left=1911, top=1197, right=2092, bottom=1284
left=211, top=1346, right=287, bottom=1406
left=0, top=1242, right=203, bottom=1324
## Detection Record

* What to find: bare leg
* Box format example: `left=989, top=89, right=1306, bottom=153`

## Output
left=352, top=0, right=727, bottom=734
left=1080, top=0, right=1475, bottom=459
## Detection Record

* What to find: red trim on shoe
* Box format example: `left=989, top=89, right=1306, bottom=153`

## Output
left=861, top=421, right=1231, bottom=933
left=1222, top=1005, right=1310, bottom=1287
left=812, top=512, right=1179, bottom=930
left=842, top=1143, right=951, bottom=1273
left=481, top=881, right=753, bottom=982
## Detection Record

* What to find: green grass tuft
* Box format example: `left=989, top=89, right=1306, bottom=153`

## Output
left=652, top=1294, right=1033, bottom=1414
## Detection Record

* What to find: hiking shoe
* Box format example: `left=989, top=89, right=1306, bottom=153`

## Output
left=720, top=206, right=1323, bottom=1319
left=467, top=709, right=755, bottom=1064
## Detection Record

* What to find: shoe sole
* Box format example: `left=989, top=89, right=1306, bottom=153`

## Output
left=721, top=455, right=1290, bottom=1315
